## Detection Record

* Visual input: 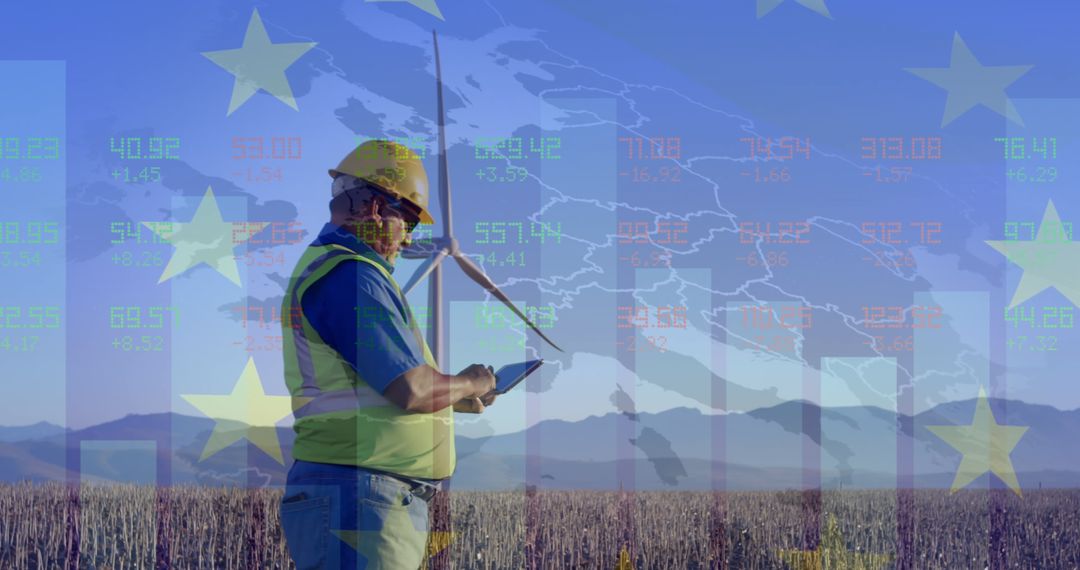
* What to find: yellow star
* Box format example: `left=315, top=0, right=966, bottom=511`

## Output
left=425, top=530, right=454, bottom=558
left=330, top=511, right=453, bottom=565
left=905, top=32, right=1032, bottom=127
left=615, top=545, right=635, bottom=569
left=776, top=514, right=891, bottom=569
left=927, top=387, right=1029, bottom=496
left=757, top=0, right=832, bottom=19
left=366, top=0, right=445, bottom=20
left=202, top=8, right=317, bottom=115
left=180, top=357, right=307, bottom=464
left=144, top=186, right=268, bottom=286
left=985, top=199, right=1080, bottom=309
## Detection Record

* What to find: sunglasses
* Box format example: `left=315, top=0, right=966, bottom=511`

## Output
left=369, top=187, right=422, bottom=232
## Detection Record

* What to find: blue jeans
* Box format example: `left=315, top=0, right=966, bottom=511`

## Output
left=280, top=459, right=441, bottom=570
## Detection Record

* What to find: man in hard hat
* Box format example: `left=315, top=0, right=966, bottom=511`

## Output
left=279, top=139, right=497, bottom=569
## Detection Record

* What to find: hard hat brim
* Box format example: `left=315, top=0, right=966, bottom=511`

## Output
left=329, top=168, right=435, bottom=225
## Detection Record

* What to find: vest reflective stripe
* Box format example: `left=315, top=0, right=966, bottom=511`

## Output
left=288, top=248, right=356, bottom=394
left=292, top=388, right=362, bottom=419
left=282, top=241, right=454, bottom=479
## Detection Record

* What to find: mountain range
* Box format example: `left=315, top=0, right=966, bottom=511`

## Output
left=1, top=398, right=1076, bottom=491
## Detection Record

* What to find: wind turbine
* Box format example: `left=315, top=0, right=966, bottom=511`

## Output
left=400, top=31, right=563, bottom=367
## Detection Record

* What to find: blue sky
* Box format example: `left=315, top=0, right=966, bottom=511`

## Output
left=1, top=0, right=1078, bottom=445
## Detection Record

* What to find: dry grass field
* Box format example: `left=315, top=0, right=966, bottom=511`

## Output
left=1, top=482, right=1077, bottom=568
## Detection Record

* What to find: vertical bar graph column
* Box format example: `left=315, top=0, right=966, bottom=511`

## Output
left=725, top=301, right=805, bottom=480
left=912, top=291, right=988, bottom=565
left=0, top=63, right=67, bottom=563
left=992, top=98, right=1080, bottom=568
left=633, top=267, right=710, bottom=564
left=821, top=355, right=898, bottom=560
left=632, top=267, right=710, bottom=487
left=709, top=276, right=727, bottom=567
left=725, top=299, right=807, bottom=557
left=531, top=96, right=616, bottom=567
left=0, top=61, right=66, bottom=444
left=0, top=61, right=67, bottom=562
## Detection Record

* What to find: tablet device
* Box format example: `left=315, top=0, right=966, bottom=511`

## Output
left=493, top=359, right=544, bottom=394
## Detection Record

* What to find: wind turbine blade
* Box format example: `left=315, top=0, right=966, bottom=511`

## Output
left=401, top=236, right=448, bottom=259
left=432, top=30, right=453, bottom=238
left=400, top=241, right=435, bottom=259
left=402, top=247, right=449, bottom=296
left=452, top=251, right=564, bottom=352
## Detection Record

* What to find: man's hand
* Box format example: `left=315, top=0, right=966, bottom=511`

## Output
left=453, top=392, right=497, bottom=413
left=453, top=364, right=497, bottom=413
left=458, top=363, right=496, bottom=396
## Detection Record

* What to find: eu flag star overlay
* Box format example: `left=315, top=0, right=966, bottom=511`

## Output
left=180, top=357, right=307, bottom=464
left=201, top=8, right=317, bottom=115
left=927, top=387, right=1029, bottom=496
left=776, top=514, right=892, bottom=569
left=365, top=0, right=445, bottom=21
left=757, top=0, right=832, bottom=19
left=143, top=186, right=267, bottom=286
left=985, top=199, right=1080, bottom=309
left=905, top=32, right=1033, bottom=127
left=330, top=507, right=453, bottom=565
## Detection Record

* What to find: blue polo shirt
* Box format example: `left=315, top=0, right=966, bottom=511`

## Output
left=300, top=222, right=428, bottom=394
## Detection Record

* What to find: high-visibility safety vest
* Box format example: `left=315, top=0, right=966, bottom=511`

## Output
left=281, top=242, right=454, bottom=480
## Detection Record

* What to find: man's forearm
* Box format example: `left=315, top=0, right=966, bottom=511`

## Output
left=424, top=371, right=481, bottom=413
left=386, top=364, right=479, bottom=413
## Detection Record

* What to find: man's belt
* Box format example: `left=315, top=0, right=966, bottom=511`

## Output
left=405, top=480, right=440, bottom=502
left=360, top=465, right=442, bottom=503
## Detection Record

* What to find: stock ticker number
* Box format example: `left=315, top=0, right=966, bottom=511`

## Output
left=617, top=219, right=682, bottom=268
left=859, top=221, right=943, bottom=269
left=615, top=305, right=689, bottom=354
left=108, top=136, right=179, bottom=184
left=109, top=137, right=180, bottom=160
left=738, top=304, right=811, bottom=353
left=618, top=136, right=682, bottom=184
left=738, top=136, right=810, bottom=184
left=738, top=221, right=811, bottom=245
left=0, top=305, right=60, bottom=352
left=858, top=136, right=940, bottom=185
left=0, top=221, right=58, bottom=270
left=230, top=136, right=302, bottom=184
left=860, top=305, right=942, bottom=353
left=995, top=137, right=1059, bottom=185
left=1004, top=306, right=1071, bottom=353
left=474, top=221, right=561, bottom=245
left=0, top=137, right=61, bottom=160
left=108, top=305, right=178, bottom=353
left=0, top=137, right=58, bottom=186
left=472, top=221, right=561, bottom=268
left=472, top=137, right=559, bottom=184
left=474, top=304, right=555, bottom=352
left=474, top=136, right=561, bottom=161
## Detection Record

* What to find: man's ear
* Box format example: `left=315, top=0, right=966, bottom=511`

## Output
left=366, top=194, right=382, bottom=220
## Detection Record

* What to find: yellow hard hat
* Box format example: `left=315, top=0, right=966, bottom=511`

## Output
left=328, top=139, right=435, bottom=225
